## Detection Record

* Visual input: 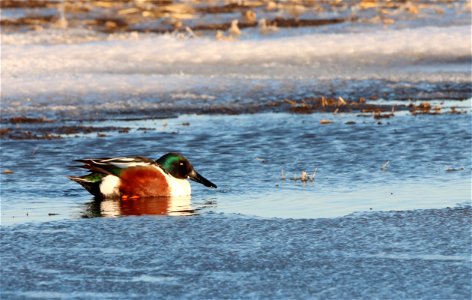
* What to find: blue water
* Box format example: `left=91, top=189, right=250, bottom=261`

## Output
left=1, top=207, right=470, bottom=299
left=1, top=112, right=470, bottom=224
left=1, top=112, right=470, bottom=298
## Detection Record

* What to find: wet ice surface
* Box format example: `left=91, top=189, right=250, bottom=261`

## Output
left=2, top=25, right=471, bottom=118
left=1, top=207, right=471, bottom=299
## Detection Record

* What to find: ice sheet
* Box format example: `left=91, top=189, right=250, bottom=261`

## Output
left=2, top=25, right=470, bottom=115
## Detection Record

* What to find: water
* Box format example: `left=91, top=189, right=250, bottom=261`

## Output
left=1, top=112, right=471, bottom=224
left=1, top=208, right=470, bottom=299
left=1, top=1, right=471, bottom=298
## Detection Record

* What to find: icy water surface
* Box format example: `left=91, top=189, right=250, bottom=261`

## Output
left=1, top=112, right=470, bottom=224
left=1, top=207, right=471, bottom=299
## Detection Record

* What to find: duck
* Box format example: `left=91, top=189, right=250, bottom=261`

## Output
left=69, top=152, right=216, bottom=199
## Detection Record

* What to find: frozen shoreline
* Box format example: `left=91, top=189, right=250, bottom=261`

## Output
left=2, top=25, right=471, bottom=118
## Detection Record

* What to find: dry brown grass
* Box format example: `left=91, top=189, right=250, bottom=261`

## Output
left=2, top=0, right=465, bottom=33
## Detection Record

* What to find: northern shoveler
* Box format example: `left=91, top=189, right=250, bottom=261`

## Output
left=69, top=152, right=217, bottom=199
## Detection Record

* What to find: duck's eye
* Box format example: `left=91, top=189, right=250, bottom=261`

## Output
left=179, top=162, right=184, bottom=166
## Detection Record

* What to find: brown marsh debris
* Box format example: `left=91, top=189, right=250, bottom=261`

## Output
left=0, top=128, right=61, bottom=140
left=320, top=119, right=334, bottom=125
left=281, top=168, right=317, bottom=183
left=7, top=0, right=459, bottom=34
left=291, top=170, right=318, bottom=183
left=283, top=96, right=403, bottom=115
left=409, top=102, right=467, bottom=115
left=409, top=102, right=436, bottom=115
left=0, top=97, right=466, bottom=140
left=6, top=116, right=54, bottom=124
left=0, top=0, right=351, bottom=34
left=445, top=166, right=465, bottom=172
left=0, top=124, right=131, bottom=140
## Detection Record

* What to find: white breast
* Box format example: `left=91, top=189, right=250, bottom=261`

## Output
left=99, top=175, right=121, bottom=197
left=166, top=174, right=192, bottom=197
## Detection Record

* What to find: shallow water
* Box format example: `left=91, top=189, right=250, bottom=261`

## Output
left=1, top=112, right=470, bottom=224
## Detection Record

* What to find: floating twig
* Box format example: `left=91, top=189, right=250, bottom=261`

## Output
left=280, top=168, right=286, bottom=181
left=445, top=166, right=465, bottom=172
left=380, top=160, right=390, bottom=171
left=320, top=119, right=333, bottom=124
left=289, top=168, right=317, bottom=182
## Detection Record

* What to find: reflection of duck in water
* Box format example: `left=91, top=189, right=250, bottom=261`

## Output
left=69, top=152, right=217, bottom=199
left=84, top=195, right=196, bottom=217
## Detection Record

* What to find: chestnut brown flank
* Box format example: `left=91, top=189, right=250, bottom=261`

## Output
left=119, top=166, right=171, bottom=197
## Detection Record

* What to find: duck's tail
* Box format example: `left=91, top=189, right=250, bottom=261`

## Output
left=68, top=173, right=105, bottom=198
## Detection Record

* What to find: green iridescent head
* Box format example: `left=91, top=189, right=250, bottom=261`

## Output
left=156, top=152, right=217, bottom=188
